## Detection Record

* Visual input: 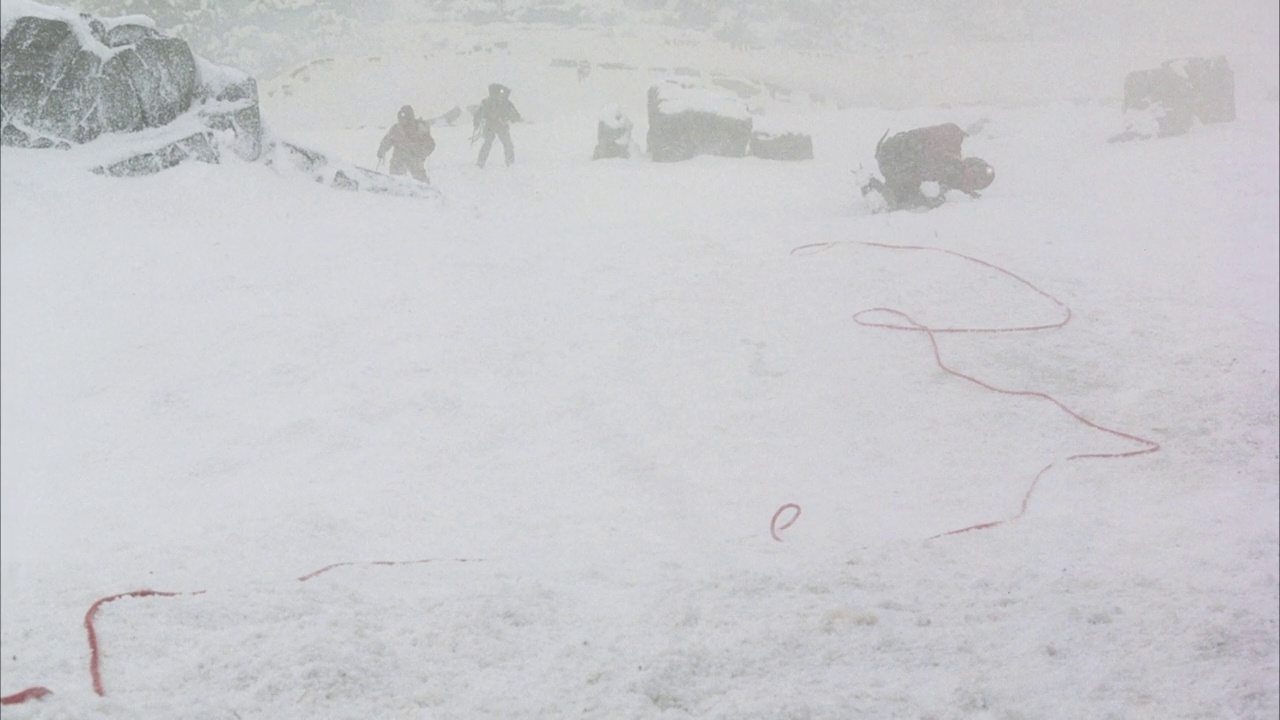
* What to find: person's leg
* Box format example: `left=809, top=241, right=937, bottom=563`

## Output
left=477, top=129, right=496, bottom=167
left=410, top=163, right=429, bottom=182
left=498, top=126, right=514, bottom=166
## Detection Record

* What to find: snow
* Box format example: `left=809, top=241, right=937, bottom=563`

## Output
left=0, top=0, right=128, bottom=63
left=2, top=25, right=1278, bottom=720
left=193, top=56, right=253, bottom=96
left=651, top=79, right=752, bottom=121
left=1, top=0, right=73, bottom=36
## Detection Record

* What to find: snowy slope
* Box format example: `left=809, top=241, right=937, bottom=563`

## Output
left=2, top=10, right=1279, bottom=719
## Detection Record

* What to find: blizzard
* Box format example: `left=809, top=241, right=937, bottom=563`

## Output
left=1, top=18, right=1278, bottom=719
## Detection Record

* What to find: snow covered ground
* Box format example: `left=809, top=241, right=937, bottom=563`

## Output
left=2, top=28, right=1278, bottom=718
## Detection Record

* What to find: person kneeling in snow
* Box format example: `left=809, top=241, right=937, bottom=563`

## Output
left=593, top=105, right=637, bottom=160
left=861, top=123, right=994, bottom=211
left=377, top=105, right=436, bottom=182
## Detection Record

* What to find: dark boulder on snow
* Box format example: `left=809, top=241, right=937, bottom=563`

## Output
left=1, top=3, right=428, bottom=198
left=646, top=79, right=752, bottom=162
left=1, top=13, right=203, bottom=147
left=0, top=5, right=263, bottom=171
left=748, top=130, right=813, bottom=161
left=1109, top=55, right=1235, bottom=142
left=92, top=132, right=220, bottom=177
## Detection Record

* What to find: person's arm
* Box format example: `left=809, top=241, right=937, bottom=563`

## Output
left=421, top=122, right=436, bottom=156
left=377, top=127, right=397, bottom=159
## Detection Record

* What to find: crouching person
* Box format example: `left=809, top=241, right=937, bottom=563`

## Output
left=593, top=105, right=636, bottom=160
left=378, top=105, right=436, bottom=182
left=862, top=123, right=994, bottom=211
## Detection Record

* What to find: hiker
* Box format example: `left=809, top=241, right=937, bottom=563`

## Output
left=473, top=83, right=522, bottom=168
left=377, top=105, right=435, bottom=182
left=861, top=123, right=994, bottom=210
left=593, top=105, right=636, bottom=160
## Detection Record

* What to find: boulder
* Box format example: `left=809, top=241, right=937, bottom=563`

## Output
left=198, top=71, right=264, bottom=161
left=1, top=16, right=105, bottom=144
left=1, top=4, right=258, bottom=164
left=1110, top=55, right=1235, bottom=142
left=94, top=132, right=219, bottom=177
left=646, top=78, right=752, bottom=162
left=0, top=2, right=428, bottom=198
left=265, top=140, right=439, bottom=199
left=749, top=131, right=813, bottom=161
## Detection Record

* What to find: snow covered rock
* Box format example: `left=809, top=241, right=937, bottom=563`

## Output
left=264, top=140, right=439, bottom=198
left=1109, top=55, right=1235, bottom=142
left=645, top=78, right=752, bottom=162
left=1, top=1, right=429, bottom=197
left=748, top=130, right=813, bottom=161
left=0, top=1, right=263, bottom=173
left=3, top=7, right=198, bottom=145
left=94, top=131, right=219, bottom=176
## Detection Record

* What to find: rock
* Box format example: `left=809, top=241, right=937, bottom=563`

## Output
left=93, top=132, right=219, bottom=176
left=104, top=23, right=160, bottom=48
left=265, top=140, right=439, bottom=199
left=749, top=131, right=813, bottom=161
left=1, top=4, right=258, bottom=165
left=1, top=16, right=104, bottom=143
left=198, top=73, right=263, bottom=161
left=646, top=78, right=752, bottom=162
left=1111, top=55, right=1235, bottom=142
left=2, top=1, right=434, bottom=198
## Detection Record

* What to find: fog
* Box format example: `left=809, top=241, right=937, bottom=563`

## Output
left=64, top=0, right=1280, bottom=109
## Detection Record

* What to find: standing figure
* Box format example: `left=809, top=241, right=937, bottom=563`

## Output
left=377, top=105, right=435, bottom=182
left=473, top=83, right=522, bottom=168
left=862, top=123, right=994, bottom=211
left=593, top=105, right=636, bottom=160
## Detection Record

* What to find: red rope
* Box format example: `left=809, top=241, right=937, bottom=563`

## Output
left=784, top=240, right=1159, bottom=540
left=74, top=558, right=482, bottom=698
left=85, top=589, right=203, bottom=696
left=297, top=557, right=482, bottom=582
left=770, top=503, right=802, bottom=541
left=0, top=686, right=52, bottom=705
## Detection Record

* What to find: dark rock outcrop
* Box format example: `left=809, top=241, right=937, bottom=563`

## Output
left=1109, top=55, right=1235, bottom=142
left=646, top=79, right=752, bottom=162
left=748, top=131, right=813, bottom=161
left=2, top=14, right=204, bottom=147
left=1, top=3, right=432, bottom=198
left=93, top=132, right=219, bottom=177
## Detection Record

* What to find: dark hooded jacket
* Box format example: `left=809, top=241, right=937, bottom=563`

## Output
left=474, top=84, right=522, bottom=131
left=379, top=107, right=435, bottom=177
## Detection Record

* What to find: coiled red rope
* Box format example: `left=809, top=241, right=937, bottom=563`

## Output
left=773, top=240, right=1159, bottom=541
left=770, top=503, right=802, bottom=541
